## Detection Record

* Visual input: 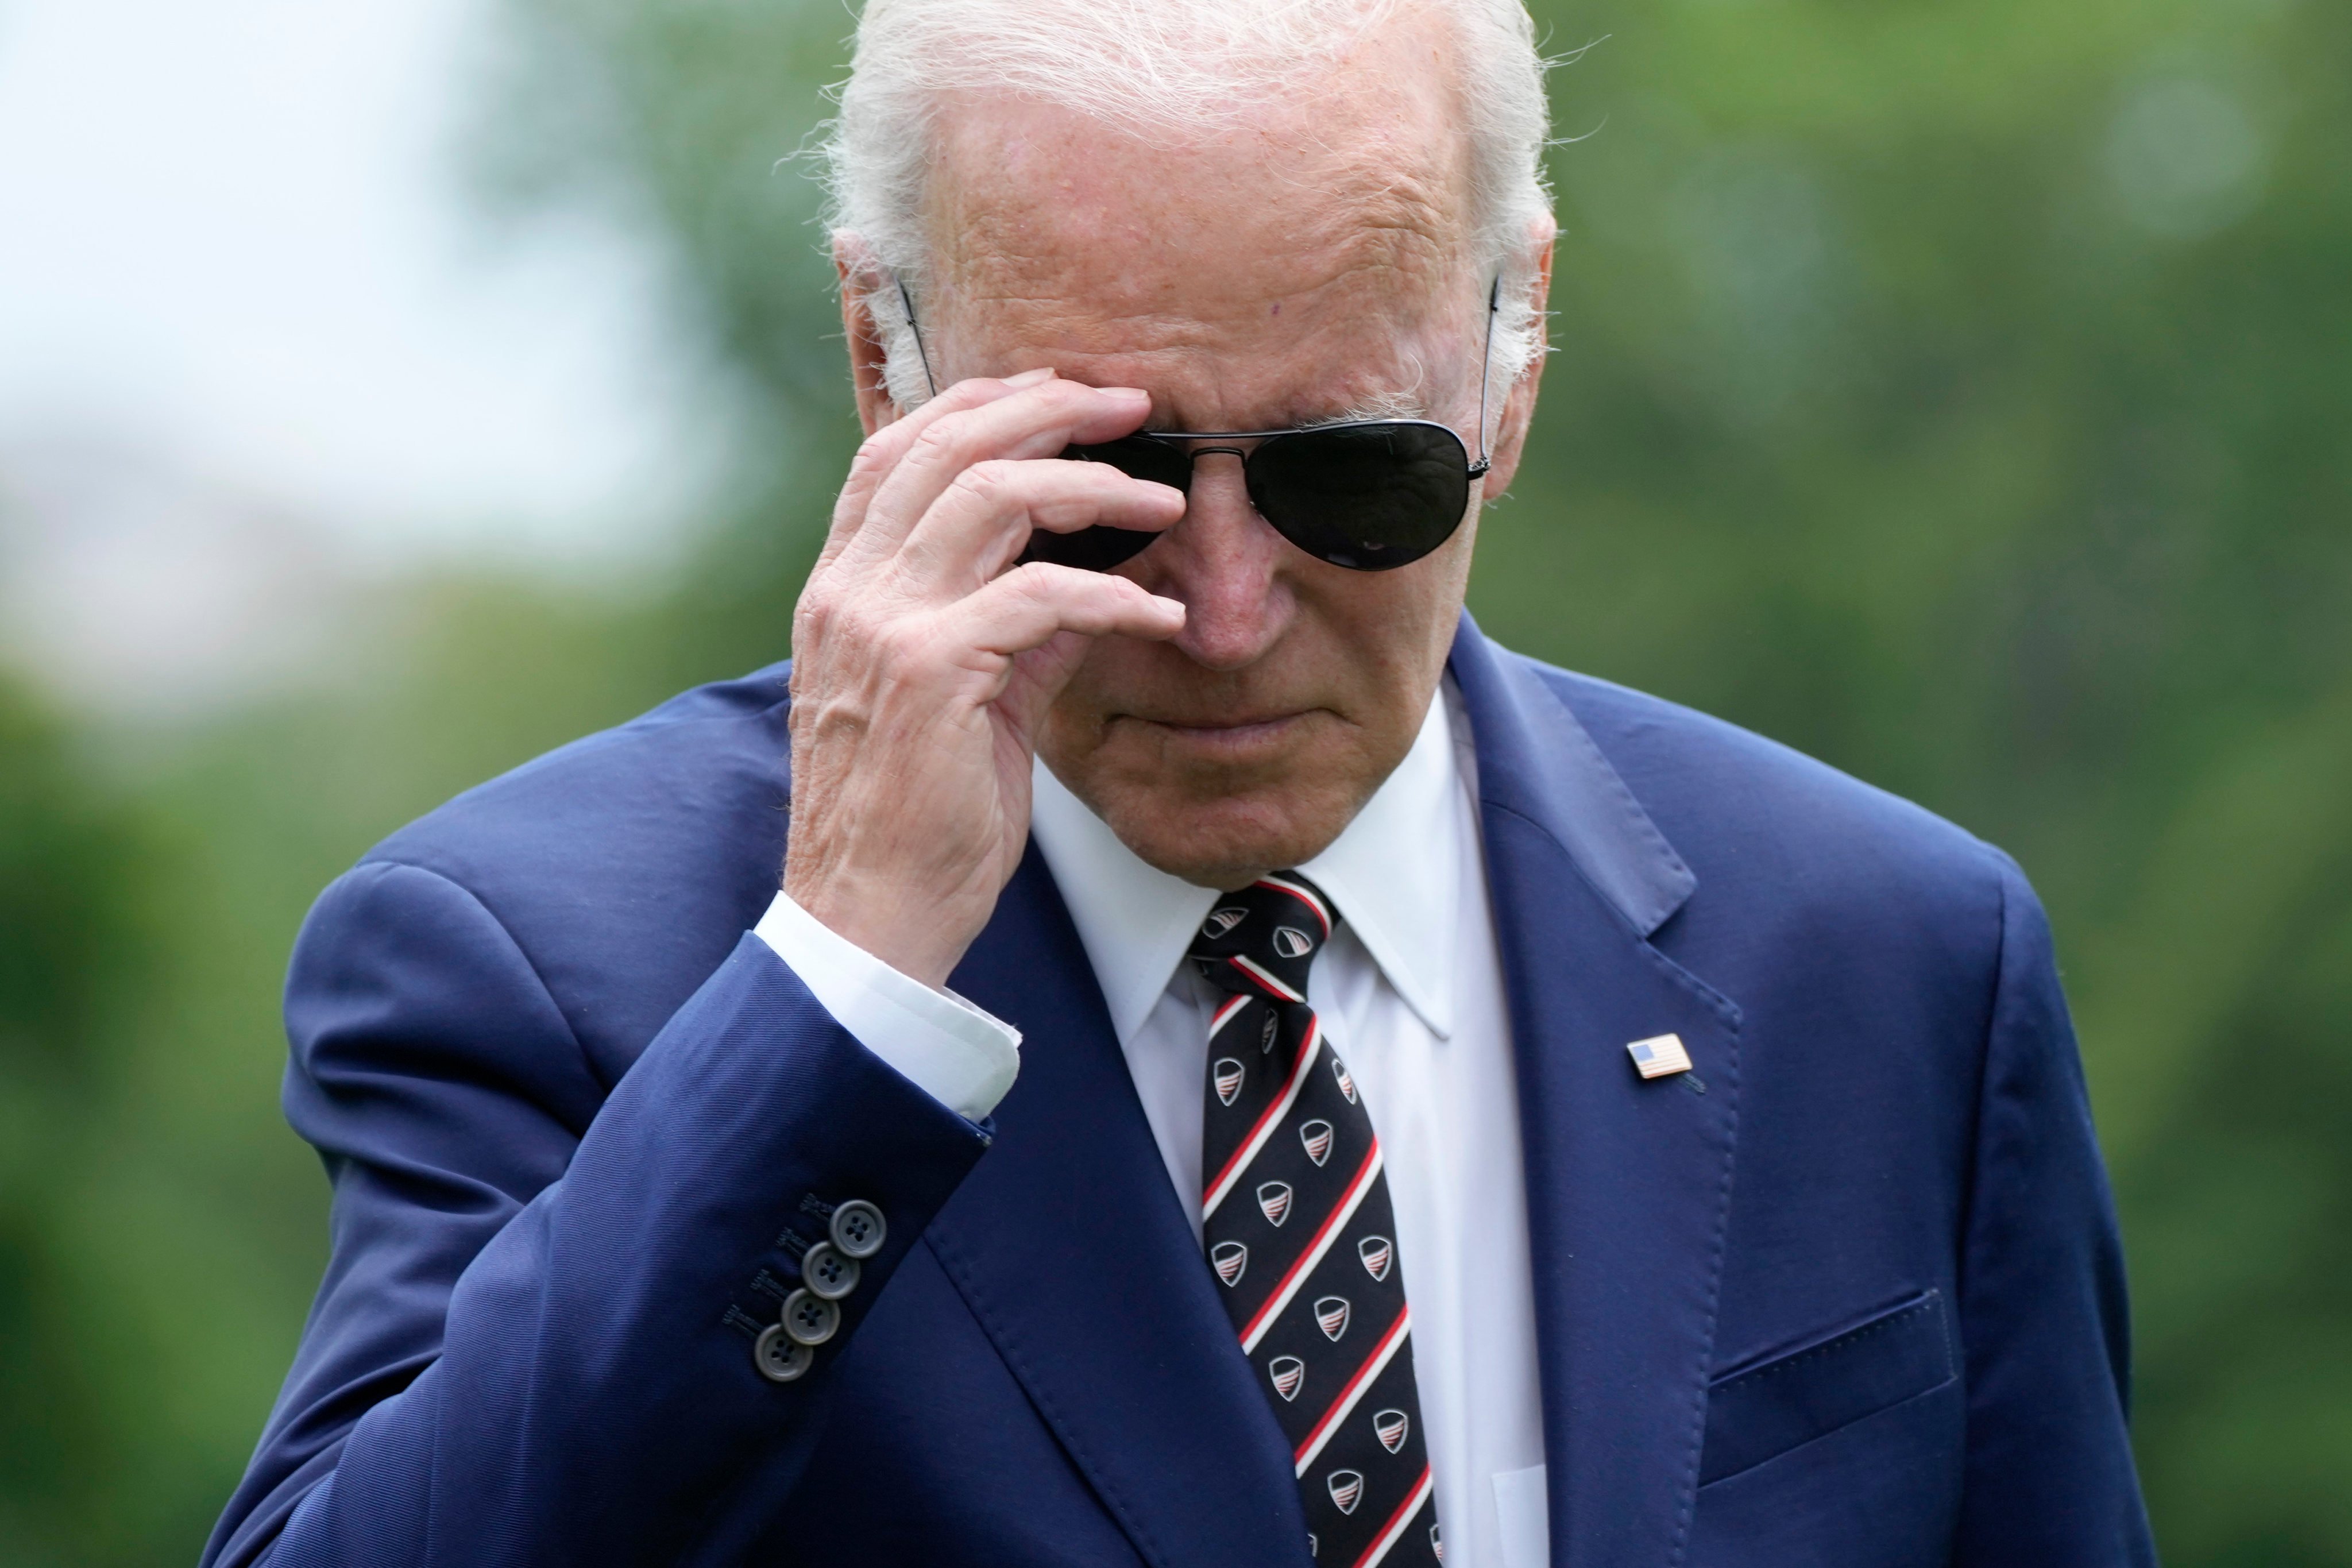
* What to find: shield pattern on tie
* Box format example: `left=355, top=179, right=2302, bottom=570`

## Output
left=1299, top=1119, right=1335, bottom=1165
left=1189, top=871, right=1440, bottom=1567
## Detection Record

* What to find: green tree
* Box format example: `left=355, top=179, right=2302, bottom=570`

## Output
left=0, top=682, right=150, bottom=1561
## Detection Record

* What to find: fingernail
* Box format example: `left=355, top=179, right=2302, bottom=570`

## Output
left=1005, top=367, right=1055, bottom=386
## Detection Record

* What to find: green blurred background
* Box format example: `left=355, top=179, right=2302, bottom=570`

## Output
left=3, top=0, right=2348, bottom=1561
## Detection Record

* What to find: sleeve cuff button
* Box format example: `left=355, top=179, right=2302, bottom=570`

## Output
left=754, top=1323, right=814, bottom=1383
left=781, top=1288, right=841, bottom=1346
left=800, top=1241, right=861, bottom=1300
left=830, top=1199, right=887, bottom=1260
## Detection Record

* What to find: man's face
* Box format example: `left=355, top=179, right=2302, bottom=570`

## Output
left=882, top=25, right=1544, bottom=889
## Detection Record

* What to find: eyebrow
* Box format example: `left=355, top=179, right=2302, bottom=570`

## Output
left=1319, top=389, right=1428, bottom=424
left=1150, top=389, right=1431, bottom=437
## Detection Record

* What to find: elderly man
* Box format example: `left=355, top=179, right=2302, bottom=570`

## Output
left=205, top=1, right=2154, bottom=1565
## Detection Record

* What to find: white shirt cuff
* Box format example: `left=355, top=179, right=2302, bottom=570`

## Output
left=752, top=890, right=1021, bottom=1121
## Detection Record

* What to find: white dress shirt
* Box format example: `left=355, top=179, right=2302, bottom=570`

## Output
left=754, top=681, right=1551, bottom=1568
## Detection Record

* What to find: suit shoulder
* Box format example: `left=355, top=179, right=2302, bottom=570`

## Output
left=367, top=661, right=793, bottom=877
left=337, top=662, right=797, bottom=1062
left=1515, top=656, right=2013, bottom=935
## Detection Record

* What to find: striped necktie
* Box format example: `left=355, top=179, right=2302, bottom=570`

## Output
left=1191, top=872, right=1442, bottom=1566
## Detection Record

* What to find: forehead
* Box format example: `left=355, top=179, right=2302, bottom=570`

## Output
left=922, top=22, right=1477, bottom=414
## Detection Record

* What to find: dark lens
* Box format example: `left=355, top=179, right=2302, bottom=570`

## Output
left=1065, top=435, right=1194, bottom=491
left=1015, top=437, right=1189, bottom=571
left=1244, top=422, right=1470, bottom=570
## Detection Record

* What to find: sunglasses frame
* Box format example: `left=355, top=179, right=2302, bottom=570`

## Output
left=890, top=273, right=1502, bottom=570
left=1078, top=416, right=1488, bottom=477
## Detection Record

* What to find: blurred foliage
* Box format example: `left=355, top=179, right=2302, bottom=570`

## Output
left=2, top=0, right=2349, bottom=1561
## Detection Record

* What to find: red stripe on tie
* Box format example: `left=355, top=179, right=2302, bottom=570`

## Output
left=1203, top=1015, right=1321, bottom=1218
left=1255, top=875, right=1333, bottom=936
left=1229, top=953, right=1305, bottom=1003
left=1352, top=1465, right=1434, bottom=1568
left=1238, top=1139, right=1381, bottom=1353
left=1208, top=993, right=1252, bottom=1038
left=1293, top=1303, right=1412, bottom=1474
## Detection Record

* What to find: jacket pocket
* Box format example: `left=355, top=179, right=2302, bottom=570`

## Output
left=1699, top=1288, right=1955, bottom=1486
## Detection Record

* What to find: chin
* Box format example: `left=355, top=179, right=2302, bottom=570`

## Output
left=1041, top=681, right=1413, bottom=887
left=1090, top=782, right=1361, bottom=890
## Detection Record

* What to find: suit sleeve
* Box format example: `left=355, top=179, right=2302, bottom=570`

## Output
left=200, top=859, right=993, bottom=1568
left=1952, top=855, right=2156, bottom=1566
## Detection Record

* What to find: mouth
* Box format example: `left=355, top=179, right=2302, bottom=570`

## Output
left=1119, top=710, right=1317, bottom=756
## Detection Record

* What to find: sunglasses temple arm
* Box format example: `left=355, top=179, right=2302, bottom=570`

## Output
left=1470, top=273, right=1500, bottom=477
left=895, top=274, right=940, bottom=403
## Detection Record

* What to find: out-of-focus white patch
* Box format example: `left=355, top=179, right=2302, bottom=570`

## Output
left=2106, top=74, right=2268, bottom=241
left=0, top=432, right=367, bottom=718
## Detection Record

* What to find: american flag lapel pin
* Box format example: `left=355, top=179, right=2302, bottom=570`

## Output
left=1625, top=1033, right=1692, bottom=1079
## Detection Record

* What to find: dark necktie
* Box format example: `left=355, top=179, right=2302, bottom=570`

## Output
left=1191, top=872, right=1442, bottom=1567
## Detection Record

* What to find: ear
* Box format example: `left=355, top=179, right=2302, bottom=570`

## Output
left=834, top=233, right=901, bottom=437
left=1473, top=220, right=1556, bottom=500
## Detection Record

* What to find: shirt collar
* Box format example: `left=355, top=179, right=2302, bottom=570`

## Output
left=1028, top=684, right=1463, bottom=1047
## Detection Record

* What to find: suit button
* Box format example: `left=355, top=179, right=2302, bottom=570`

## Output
left=781, top=1288, right=840, bottom=1346
left=800, top=1241, right=860, bottom=1300
left=754, top=1323, right=814, bottom=1383
left=830, top=1199, right=886, bottom=1259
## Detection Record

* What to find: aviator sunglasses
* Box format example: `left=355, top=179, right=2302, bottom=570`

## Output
left=895, top=277, right=1500, bottom=572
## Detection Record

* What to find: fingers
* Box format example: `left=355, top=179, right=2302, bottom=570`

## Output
left=845, top=378, right=1155, bottom=570
left=814, top=369, right=1055, bottom=577
left=891, top=457, right=1184, bottom=591
left=943, top=562, right=1185, bottom=663
left=804, top=369, right=1180, bottom=697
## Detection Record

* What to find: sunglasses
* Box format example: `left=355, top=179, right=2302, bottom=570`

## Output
left=895, top=277, right=1500, bottom=573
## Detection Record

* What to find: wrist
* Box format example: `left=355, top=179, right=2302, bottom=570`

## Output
left=782, top=863, right=970, bottom=988
left=753, top=890, right=1021, bottom=1121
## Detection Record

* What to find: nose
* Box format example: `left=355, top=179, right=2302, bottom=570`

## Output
left=1135, top=452, right=1293, bottom=672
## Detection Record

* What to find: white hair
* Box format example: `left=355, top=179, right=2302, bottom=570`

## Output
left=820, top=0, right=1555, bottom=414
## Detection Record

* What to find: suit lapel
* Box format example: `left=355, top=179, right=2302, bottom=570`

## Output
left=1449, top=619, right=1744, bottom=1568
left=929, top=846, right=1307, bottom=1568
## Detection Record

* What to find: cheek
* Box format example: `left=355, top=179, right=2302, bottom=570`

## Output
left=1037, top=634, right=1156, bottom=771
left=1308, top=545, right=1469, bottom=687
left=1053, top=631, right=1150, bottom=715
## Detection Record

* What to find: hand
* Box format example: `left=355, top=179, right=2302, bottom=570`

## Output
left=785, top=370, right=1188, bottom=986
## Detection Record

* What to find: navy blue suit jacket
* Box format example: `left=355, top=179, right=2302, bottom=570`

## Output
left=204, top=617, right=2154, bottom=1567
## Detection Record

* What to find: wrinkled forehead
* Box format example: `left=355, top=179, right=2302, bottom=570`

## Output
left=920, top=28, right=1480, bottom=380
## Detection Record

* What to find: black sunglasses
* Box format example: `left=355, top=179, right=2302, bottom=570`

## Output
left=895, top=277, right=1500, bottom=573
